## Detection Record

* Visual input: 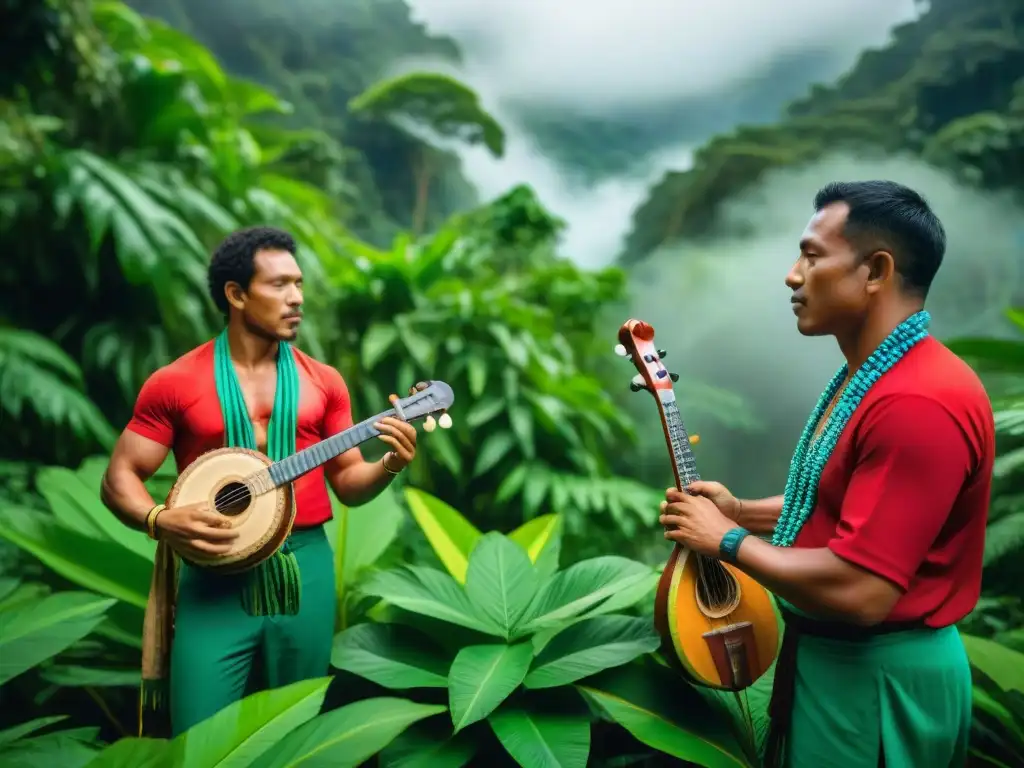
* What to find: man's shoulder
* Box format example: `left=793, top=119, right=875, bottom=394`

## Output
left=143, top=341, right=214, bottom=391
left=880, top=337, right=990, bottom=408
left=291, top=345, right=346, bottom=388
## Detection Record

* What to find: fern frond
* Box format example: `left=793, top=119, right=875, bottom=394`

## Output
left=984, top=512, right=1024, bottom=566
left=0, top=328, right=115, bottom=451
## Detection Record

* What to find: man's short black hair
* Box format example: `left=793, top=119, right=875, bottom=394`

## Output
left=207, top=226, right=297, bottom=314
left=813, top=180, right=946, bottom=298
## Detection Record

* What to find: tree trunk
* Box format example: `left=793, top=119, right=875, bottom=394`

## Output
left=411, top=150, right=434, bottom=236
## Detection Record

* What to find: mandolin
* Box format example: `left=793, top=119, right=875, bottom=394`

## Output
left=617, top=320, right=778, bottom=691
left=167, top=380, right=455, bottom=574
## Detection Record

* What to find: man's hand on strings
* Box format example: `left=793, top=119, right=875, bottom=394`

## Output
left=659, top=487, right=737, bottom=558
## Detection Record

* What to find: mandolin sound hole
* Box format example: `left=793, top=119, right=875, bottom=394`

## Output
left=695, top=557, right=741, bottom=619
left=214, top=481, right=253, bottom=517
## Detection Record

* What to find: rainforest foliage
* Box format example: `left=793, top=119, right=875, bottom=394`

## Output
left=1, top=1, right=1022, bottom=766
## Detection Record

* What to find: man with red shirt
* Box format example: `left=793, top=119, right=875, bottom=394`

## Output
left=659, top=181, right=992, bottom=768
left=101, top=227, right=420, bottom=735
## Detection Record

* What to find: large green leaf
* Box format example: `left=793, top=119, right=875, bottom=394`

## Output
left=250, top=697, right=445, bottom=767
left=0, top=727, right=101, bottom=768
left=577, top=663, right=750, bottom=768
left=169, top=677, right=331, bottom=767
left=963, top=634, right=1024, bottom=695
left=0, top=508, right=152, bottom=608
left=325, top=488, right=403, bottom=630
left=331, top=622, right=450, bottom=689
left=520, top=556, right=653, bottom=632
left=0, top=591, right=116, bottom=685
left=404, top=487, right=481, bottom=584
left=35, top=466, right=156, bottom=561
left=488, top=701, right=590, bottom=768
left=524, top=615, right=661, bottom=689
left=86, top=738, right=172, bottom=768
left=448, top=642, right=534, bottom=733
left=0, top=717, right=69, bottom=747
left=465, top=533, right=539, bottom=639
left=378, top=724, right=478, bottom=768
left=359, top=567, right=495, bottom=635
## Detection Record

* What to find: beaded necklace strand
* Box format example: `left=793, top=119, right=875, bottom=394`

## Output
left=772, top=310, right=931, bottom=548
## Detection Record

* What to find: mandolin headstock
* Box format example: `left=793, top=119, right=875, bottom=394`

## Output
left=616, top=319, right=679, bottom=397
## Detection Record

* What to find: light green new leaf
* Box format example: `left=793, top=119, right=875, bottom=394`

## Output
left=359, top=567, right=494, bottom=635
left=251, top=697, right=445, bottom=768
left=488, top=702, right=590, bottom=768
left=87, top=737, right=172, bottom=768
left=379, top=724, right=478, bottom=768
left=404, top=488, right=481, bottom=584
left=0, top=591, right=116, bottom=685
left=465, top=533, right=539, bottom=638
left=963, top=634, right=1024, bottom=694
left=331, top=622, right=450, bottom=689
left=521, top=556, right=653, bottom=632
left=170, top=677, right=331, bottom=767
left=448, top=643, right=534, bottom=732
left=508, top=514, right=562, bottom=580
left=577, top=663, right=750, bottom=768
left=0, top=508, right=152, bottom=608
left=524, top=615, right=661, bottom=689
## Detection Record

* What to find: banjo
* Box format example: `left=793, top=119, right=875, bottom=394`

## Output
left=164, top=379, right=455, bottom=573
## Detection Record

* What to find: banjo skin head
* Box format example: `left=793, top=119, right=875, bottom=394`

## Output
left=166, top=447, right=293, bottom=572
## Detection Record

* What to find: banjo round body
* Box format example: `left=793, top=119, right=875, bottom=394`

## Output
left=165, top=447, right=294, bottom=574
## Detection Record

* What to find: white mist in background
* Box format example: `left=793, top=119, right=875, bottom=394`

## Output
left=405, top=0, right=921, bottom=265
left=620, top=154, right=1024, bottom=496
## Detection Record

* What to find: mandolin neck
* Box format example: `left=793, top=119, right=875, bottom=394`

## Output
left=656, top=390, right=701, bottom=490
left=263, top=408, right=398, bottom=488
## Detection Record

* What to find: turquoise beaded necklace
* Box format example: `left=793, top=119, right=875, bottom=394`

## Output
left=771, top=310, right=932, bottom=547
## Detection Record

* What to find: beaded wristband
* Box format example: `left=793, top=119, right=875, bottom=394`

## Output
left=145, top=504, right=166, bottom=540
left=719, top=526, right=750, bottom=564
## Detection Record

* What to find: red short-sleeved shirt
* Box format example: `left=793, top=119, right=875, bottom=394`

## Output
left=793, top=336, right=994, bottom=628
left=126, top=340, right=354, bottom=528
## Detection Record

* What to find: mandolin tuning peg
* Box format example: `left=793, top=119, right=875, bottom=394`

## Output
left=423, top=415, right=437, bottom=432
left=669, top=372, right=679, bottom=382
left=657, top=349, right=667, bottom=358
left=614, top=343, right=629, bottom=357
left=438, top=412, right=453, bottom=429
left=630, top=381, right=646, bottom=392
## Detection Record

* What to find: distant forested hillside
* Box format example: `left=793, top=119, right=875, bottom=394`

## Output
left=620, top=0, right=1024, bottom=264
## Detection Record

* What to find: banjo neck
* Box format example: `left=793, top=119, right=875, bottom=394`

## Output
left=268, top=411, right=398, bottom=487
left=247, top=381, right=454, bottom=494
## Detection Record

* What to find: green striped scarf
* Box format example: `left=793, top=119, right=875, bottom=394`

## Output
left=213, top=329, right=301, bottom=616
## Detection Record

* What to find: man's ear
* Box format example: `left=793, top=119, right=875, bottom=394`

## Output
left=225, top=281, right=246, bottom=311
left=864, top=249, right=896, bottom=295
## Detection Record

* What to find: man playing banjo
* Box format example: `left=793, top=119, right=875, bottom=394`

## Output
left=101, top=226, right=420, bottom=735
left=658, top=181, right=993, bottom=767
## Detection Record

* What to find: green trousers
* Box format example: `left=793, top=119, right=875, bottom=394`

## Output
left=169, top=525, right=335, bottom=736
left=781, top=607, right=972, bottom=767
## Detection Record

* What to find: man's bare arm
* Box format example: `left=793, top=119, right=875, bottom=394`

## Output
left=737, top=495, right=784, bottom=536
left=100, top=431, right=171, bottom=531
left=735, top=537, right=903, bottom=625
left=323, top=446, right=395, bottom=508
